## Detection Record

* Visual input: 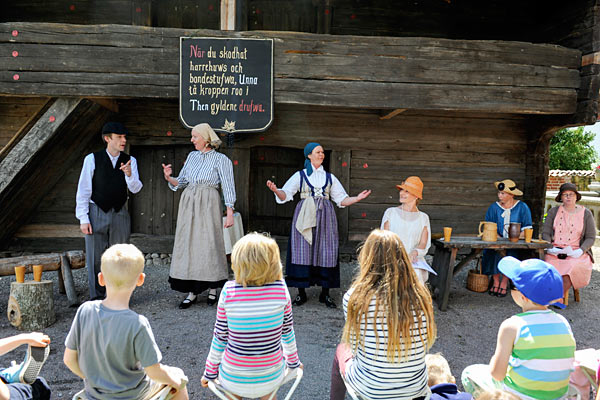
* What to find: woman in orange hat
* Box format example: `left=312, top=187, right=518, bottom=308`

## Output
left=381, top=176, right=436, bottom=282
left=482, top=179, right=532, bottom=297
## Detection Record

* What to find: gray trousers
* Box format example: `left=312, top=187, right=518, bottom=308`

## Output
left=85, top=203, right=131, bottom=299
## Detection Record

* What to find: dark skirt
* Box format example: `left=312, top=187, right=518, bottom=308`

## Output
left=285, top=234, right=340, bottom=289
left=482, top=249, right=530, bottom=275
left=168, top=277, right=227, bottom=295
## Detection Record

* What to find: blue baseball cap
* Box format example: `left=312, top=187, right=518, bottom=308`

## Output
left=498, top=256, right=565, bottom=309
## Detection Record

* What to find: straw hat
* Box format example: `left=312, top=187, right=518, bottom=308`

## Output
left=555, top=182, right=581, bottom=202
left=396, top=176, right=423, bottom=199
left=494, top=179, right=523, bottom=196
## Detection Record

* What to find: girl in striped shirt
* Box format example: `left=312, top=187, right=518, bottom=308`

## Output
left=330, top=229, right=437, bottom=400
left=201, top=233, right=302, bottom=399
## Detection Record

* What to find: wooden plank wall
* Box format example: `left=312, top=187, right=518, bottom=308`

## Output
left=20, top=100, right=533, bottom=245
left=0, top=23, right=581, bottom=115
left=0, top=97, right=49, bottom=150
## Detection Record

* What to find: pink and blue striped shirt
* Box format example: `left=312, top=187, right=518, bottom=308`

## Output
left=203, top=280, right=301, bottom=397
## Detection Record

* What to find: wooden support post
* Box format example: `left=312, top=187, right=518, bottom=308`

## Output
left=221, top=0, right=236, bottom=30
left=7, top=281, right=55, bottom=331
left=57, top=267, right=66, bottom=294
left=61, top=253, right=80, bottom=307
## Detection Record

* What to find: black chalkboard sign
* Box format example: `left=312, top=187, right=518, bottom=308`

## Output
left=179, top=37, right=273, bottom=133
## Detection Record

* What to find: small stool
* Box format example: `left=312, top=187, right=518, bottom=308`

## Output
left=73, top=384, right=178, bottom=400
left=208, top=367, right=302, bottom=400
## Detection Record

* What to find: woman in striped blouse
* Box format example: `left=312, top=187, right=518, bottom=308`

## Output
left=330, top=229, right=437, bottom=400
left=162, top=123, right=236, bottom=309
left=201, top=233, right=302, bottom=399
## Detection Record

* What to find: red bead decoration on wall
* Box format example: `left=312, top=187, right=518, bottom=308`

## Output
left=11, top=30, right=18, bottom=37
left=341, top=161, right=347, bottom=167
left=362, top=163, right=368, bottom=168
left=208, top=4, right=214, bottom=11
left=49, top=116, right=55, bottom=122
left=12, top=51, right=18, bottom=57
left=135, top=7, right=142, bottom=12
left=69, top=5, right=75, bottom=11
left=350, top=14, right=356, bottom=19
left=13, top=74, right=19, bottom=80
left=233, top=160, right=238, bottom=166
left=325, top=9, right=330, bottom=15
left=259, top=136, right=265, bottom=141
left=361, top=212, right=367, bottom=218
left=166, top=130, right=172, bottom=136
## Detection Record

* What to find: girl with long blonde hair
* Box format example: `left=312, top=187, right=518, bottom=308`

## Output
left=201, top=233, right=302, bottom=399
left=330, top=229, right=436, bottom=400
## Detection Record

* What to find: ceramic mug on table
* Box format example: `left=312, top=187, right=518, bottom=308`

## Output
left=507, top=222, right=521, bottom=242
left=478, top=221, right=497, bottom=242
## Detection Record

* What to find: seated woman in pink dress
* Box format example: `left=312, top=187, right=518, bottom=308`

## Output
left=542, top=183, right=595, bottom=305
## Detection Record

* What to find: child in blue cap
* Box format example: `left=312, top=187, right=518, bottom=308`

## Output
left=461, top=256, right=576, bottom=400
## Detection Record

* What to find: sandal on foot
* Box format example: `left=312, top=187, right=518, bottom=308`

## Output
left=488, top=286, right=499, bottom=296
left=497, top=287, right=508, bottom=297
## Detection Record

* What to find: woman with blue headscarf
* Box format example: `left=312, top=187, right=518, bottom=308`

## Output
left=266, top=143, right=371, bottom=308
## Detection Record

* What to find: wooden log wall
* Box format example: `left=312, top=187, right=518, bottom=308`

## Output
left=0, top=97, right=50, bottom=154
left=0, top=22, right=581, bottom=115
left=13, top=99, right=538, bottom=247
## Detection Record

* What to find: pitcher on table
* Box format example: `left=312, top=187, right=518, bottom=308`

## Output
left=481, top=179, right=532, bottom=297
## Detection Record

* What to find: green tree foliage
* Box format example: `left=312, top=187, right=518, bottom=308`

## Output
left=549, top=127, right=597, bottom=170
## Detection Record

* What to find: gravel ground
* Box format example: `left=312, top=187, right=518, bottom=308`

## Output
left=0, top=248, right=598, bottom=399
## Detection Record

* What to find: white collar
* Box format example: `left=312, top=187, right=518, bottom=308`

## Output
left=496, top=200, right=519, bottom=211
left=105, top=149, right=120, bottom=160
left=307, top=165, right=325, bottom=174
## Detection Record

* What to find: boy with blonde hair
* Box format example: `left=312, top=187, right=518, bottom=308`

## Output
left=64, top=244, right=188, bottom=399
left=462, top=257, right=575, bottom=400
left=425, top=353, right=473, bottom=400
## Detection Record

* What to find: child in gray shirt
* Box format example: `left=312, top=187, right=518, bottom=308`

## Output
left=64, top=244, right=188, bottom=400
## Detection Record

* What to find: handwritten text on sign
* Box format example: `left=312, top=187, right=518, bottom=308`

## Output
left=179, top=37, right=273, bottom=133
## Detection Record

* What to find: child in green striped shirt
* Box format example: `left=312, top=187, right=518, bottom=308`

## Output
left=461, top=257, right=576, bottom=400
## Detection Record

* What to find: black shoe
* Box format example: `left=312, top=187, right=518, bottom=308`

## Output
left=497, top=287, right=508, bottom=298
left=292, top=294, right=307, bottom=306
left=207, top=293, right=217, bottom=306
left=178, top=296, right=197, bottom=309
left=319, top=294, right=337, bottom=308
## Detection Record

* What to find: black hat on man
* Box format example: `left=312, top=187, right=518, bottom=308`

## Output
left=102, top=122, right=128, bottom=136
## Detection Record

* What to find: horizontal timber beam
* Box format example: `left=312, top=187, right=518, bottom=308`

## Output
left=0, top=22, right=583, bottom=114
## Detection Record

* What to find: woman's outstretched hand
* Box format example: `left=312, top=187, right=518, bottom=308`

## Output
left=161, top=163, right=172, bottom=181
left=357, top=190, right=371, bottom=201
left=266, top=180, right=278, bottom=192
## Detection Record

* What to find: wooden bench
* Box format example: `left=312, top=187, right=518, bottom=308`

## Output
left=0, top=251, right=85, bottom=307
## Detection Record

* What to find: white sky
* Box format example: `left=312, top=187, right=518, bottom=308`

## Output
left=584, top=123, right=600, bottom=159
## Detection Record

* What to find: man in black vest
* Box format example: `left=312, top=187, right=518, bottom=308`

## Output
left=75, top=122, right=143, bottom=300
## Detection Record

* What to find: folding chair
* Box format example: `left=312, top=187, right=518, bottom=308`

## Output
left=207, top=367, right=303, bottom=400
left=565, top=384, right=582, bottom=400
left=73, top=379, right=187, bottom=400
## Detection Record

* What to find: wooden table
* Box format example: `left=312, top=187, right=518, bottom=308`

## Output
left=430, top=236, right=551, bottom=311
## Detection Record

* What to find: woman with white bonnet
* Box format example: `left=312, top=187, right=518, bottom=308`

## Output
left=381, top=176, right=436, bottom=283
left=162, top=123, right=236, bottom=309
